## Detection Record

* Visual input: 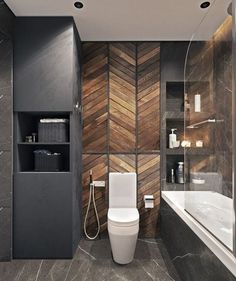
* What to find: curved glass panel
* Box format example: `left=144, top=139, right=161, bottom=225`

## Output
left=184, top=0, right=235, bottom=251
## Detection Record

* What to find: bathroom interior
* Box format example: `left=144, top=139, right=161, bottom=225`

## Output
left=0, top=0, right=236, bottom=280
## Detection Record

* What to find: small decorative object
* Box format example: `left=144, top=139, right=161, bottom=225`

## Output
left=194, top=94, right=201, bottom=112
left=196, top=140, right=204, bottom=147
left=192, top=178, right=205, bottom=184
left=173, top=140, right=180, bottom=148
left=32, top=133, right=37, bottom=142
left=181, top=140, right=191, bottom=147
left=25, top=136, right=33, bottom=143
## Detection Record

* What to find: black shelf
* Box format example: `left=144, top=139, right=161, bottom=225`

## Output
left=166, top=111, right=184, bottom=121
left=18, top=142, right=70, bottom=145
left=164, top=183, right=184, bottom=191
left=166, top=148, right=214, bottom=156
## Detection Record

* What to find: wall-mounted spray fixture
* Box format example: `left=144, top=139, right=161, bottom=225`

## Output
left=84, top=170, right=101, bottom=240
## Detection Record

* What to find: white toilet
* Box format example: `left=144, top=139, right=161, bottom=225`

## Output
left=108, top=172, right=139, bottom=264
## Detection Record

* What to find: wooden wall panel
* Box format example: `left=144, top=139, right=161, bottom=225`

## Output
left=82, top=42, right=161, bottom=238
left=109, top=154, right=136, bottom=173
left=82, top=154, right=108, bottom=234
left=137, top=43, right=160, bottom=151
left=109, top=43, right=136, bottom=152
left=138, top=155, right=160, bottom=237
left=82, top=43, right=108, bottom=152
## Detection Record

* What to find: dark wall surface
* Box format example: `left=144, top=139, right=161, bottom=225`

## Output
left=0, top=0, right=14, bottom=261
left=14, top=17, right=75, bottom=112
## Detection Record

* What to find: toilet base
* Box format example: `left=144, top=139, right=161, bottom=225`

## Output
left=108, top=223, right=139, bottom=264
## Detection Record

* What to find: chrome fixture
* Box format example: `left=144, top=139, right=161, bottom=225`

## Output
left=187, top=119, right=224, bottom=129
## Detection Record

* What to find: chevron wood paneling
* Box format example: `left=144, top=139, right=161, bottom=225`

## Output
left=82, top=43, right=108, bottom=152
left=82, top=154, right=108, bottom=234
left=137, top=43, right=160, bottom=152
left=138, top=154, right=160, bottom=237
left=109, top=154, right=136, bottom=173
left=109, top=43, right=136, bottom=152
left=82, top=42, right=161, bottom=238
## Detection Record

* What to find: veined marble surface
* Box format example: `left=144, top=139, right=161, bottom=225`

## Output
left=0, top=238, right=181, bottom=281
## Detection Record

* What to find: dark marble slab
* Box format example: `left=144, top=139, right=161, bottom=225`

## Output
left=0, top=88, right=12, bottom=151
left=161, top=199, right=235, bottom=281
left=0, top=238, right=181, bottom=281
left=0, top=1, right=14, bottom=262
left=0, top=150, right=12, bottom=207
left=0, top=37, right=12, bottom=90
left=0, top=207, right=11, bottom=261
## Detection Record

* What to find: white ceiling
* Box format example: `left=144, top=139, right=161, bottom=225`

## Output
left=5, top=0, right=231, bottom=41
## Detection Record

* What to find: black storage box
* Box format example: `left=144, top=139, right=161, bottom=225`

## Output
left=34, top=150, right=63, bottom=172
left=38, top=118, right=69, bottom=142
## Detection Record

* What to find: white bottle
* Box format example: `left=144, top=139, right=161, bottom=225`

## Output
left=194, top=94, right=201, bottom=112
left=169, top=129, right=177, bottom=149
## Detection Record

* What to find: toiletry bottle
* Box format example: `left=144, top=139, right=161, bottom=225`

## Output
left=170, top=169, right=175, bottom=183
left=194, top=93, right=201, bottom=112
left=169, top=129, right=177, bottom=149
left=176, top=162, right=185, bottom=184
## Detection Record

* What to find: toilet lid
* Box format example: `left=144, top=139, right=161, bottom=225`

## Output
left=108, top=208, right=139, bottom=226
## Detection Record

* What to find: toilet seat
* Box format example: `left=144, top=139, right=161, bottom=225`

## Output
left=108, top=208, right=139, bottom=227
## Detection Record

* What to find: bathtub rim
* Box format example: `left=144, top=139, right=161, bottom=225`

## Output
left=161, top=191, right=236, bottom=277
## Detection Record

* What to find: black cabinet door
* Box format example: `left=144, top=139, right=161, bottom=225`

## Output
left=14, top=18, right=75, bottom=112
left=13, top=172, right=73, bottom=258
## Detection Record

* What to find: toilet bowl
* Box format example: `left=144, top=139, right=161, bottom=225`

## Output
left=108, top=173, right=139, bottom=264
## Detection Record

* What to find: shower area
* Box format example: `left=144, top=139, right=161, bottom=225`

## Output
left=184, top=0, right=234, bottom=251
left=161, top=0, right=236, bottom=279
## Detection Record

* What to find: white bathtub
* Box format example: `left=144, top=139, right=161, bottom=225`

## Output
left=162, top=191, right=236, bottom=277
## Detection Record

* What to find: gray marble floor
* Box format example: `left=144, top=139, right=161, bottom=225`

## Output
left=0, top=238, right=181, bottom=281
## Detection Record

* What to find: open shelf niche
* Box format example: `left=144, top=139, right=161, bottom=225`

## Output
left=15, top=112, right=71, bottom=172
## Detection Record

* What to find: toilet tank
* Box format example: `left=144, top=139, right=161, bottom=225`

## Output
left=109, top=173, right=137, bottom=208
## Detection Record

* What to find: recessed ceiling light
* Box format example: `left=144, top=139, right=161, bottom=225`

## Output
left=200, top=1, right=211, bottom=9
left=74, top=2, right=83, bottom=9
left=227, top=3, right=232, bottom=16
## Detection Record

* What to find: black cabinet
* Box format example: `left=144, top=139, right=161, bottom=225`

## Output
left=13, top=17, right=82, bottom=258
left=14, top=17, right=77, bottom=112
left=13, top=173, right=73, bottom=258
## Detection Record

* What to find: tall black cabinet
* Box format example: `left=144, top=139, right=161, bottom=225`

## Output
left=13, top=17, right=82, bottom=258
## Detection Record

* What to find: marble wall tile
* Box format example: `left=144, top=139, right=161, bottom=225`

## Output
left=0, top=2, right=14, bottom=261
left=161, top=199, right=235, bottom=281
left=0, top=150, right=11, bottom=207
left=0, top=207, right=11, bottom=260
left=0, top=88, right=12, bottom=151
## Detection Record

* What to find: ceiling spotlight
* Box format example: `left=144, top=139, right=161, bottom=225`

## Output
left=74, top=2, right=83, bottom=9
left=227, top=2, right=232, bottom=16
left=200, top=1, right=211, bottom=9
